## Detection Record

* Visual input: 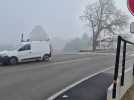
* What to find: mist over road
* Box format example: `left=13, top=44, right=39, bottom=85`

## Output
left=0, top=53, right=127, bottom=100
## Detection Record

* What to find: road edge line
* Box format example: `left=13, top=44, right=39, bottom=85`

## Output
left=47, top=67, right=113, bottom=100
left=47, top=59, right=134, bottom=100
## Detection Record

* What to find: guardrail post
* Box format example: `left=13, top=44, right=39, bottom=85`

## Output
left=121, top=41, right=126, bottom=86
left=133, top=64, right=134, bottom=76
left=112, top=36, right=122, bottom=99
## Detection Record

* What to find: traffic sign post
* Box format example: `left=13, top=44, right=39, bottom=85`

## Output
left=130, top=22, right=134, bottom=33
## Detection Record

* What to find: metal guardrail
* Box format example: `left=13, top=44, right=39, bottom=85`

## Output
left=112, top=36, right=134, bottom=98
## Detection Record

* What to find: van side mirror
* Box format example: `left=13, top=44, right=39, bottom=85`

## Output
left=130, top=22, right=134, bottom=33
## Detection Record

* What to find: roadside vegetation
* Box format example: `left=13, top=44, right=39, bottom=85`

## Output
left=81, top=0, right=129, bottom=51
left=121, top=85, right=134, bottom=100
left=64, top=33, right=91, bottom=51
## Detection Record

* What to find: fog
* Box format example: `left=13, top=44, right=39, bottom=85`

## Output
left=0, top=0, right=132, bottom=47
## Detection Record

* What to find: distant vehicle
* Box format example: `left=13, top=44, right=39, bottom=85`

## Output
left=0, top=41, right=52, bottom=65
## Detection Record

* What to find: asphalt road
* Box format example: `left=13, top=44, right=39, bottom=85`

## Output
left=54, top=73, right=113, bottom=100
left=0, top=53, right=130, bottom=100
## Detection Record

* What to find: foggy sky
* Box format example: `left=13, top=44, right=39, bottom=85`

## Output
left=0, top=0, right=132, bottom=45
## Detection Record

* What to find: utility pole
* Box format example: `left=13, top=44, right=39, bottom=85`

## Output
left=21, top=33, right=24, bottom=42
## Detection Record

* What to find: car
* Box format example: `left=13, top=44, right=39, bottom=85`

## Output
left=0, top=41, right=52, bottom=65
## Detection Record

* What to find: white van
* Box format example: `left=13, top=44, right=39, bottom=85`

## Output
left=0, top=41, right=52, bottom=65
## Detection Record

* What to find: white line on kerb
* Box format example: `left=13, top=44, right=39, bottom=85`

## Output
left=46, top=59, right=134, bottom=100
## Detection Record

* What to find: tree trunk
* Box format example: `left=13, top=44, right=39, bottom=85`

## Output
left=90, top=17, right=97, bottom=52
left=92, top=40, right=96, bottom=51
left=92, top=36, right=97, bottom=52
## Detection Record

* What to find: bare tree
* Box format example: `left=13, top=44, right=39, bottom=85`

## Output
left=81, top=0, right=129, bottom=51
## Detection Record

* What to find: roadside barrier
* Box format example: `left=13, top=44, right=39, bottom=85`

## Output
left=107, top=36, right=134, bottom=100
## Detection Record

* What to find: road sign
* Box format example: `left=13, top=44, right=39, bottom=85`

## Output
left=130, top=22, right=134, bottom=33
left=128, top=0, right=134, bottom=16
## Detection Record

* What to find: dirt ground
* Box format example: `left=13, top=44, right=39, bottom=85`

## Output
left=121, top=85, right=134, bottom=100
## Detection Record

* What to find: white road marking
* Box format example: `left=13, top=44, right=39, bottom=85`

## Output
left=0, top=53, right=115, bottom=74
left=0, top=57, right=93, bottom=74
left=47, top=59, right=134, bottom=100
left=0, top=52, right=116, bottom=74
left=64, top=52, right=115, bottom=56
left=47, top=67, right=113, bottom=100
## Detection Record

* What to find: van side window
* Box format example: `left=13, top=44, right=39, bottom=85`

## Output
left=18, top=44, right=31, bottom=51
left=25, top=44, right=31, bottom=50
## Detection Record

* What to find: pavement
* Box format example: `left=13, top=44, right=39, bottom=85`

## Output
left=0, top=53, right=132, bottom=100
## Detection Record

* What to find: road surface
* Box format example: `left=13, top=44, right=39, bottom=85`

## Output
left=0, top=53, right=132, bottom=100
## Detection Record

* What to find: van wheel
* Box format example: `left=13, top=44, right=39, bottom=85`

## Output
left=43, top=55, right=49, bottom=62
left=9, top=57, right=17, bottom=65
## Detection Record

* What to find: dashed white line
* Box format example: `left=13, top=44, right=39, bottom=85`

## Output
left=0, top=57, right=93, bottom=74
